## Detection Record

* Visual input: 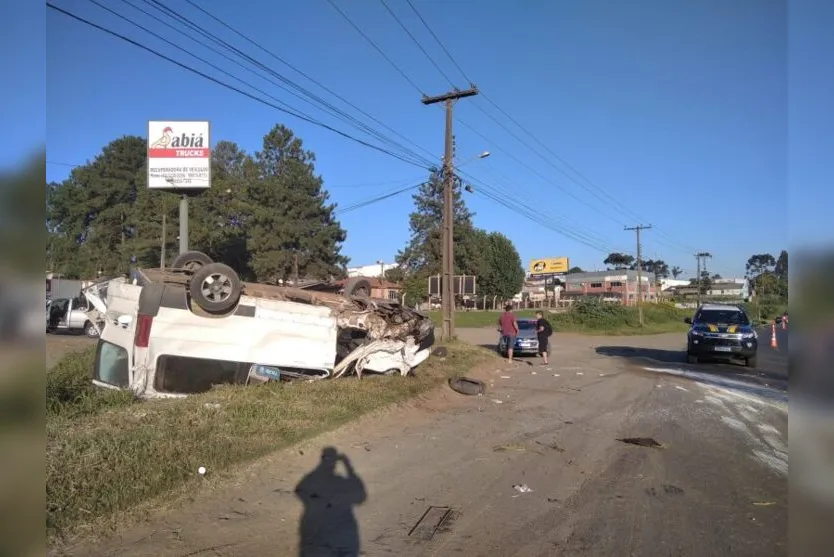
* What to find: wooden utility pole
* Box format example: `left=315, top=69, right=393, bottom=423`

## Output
left=293, top=253, right=300, bottom=286
left=422, top=86, right=478, bottom=341
left=625, top=225, right=652, bottom=326
left=695, top=252, right=712, bottom=307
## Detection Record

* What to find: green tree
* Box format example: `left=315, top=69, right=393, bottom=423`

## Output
left=475, top=231, right=525, bottom=299
left=642, top=259, right=670, bottom=279
left=384, top=267, right=405, bottom=283
left=246, top=124, right=348, bottom=282
left=670, top=266, right=683, bottom=279
left=603, top=252, right=635, bottom=270
left=47, top=136, right=147, bottom=277
left=568, top=266, right=584, bottom=274
left=396, top=169, right=480, bottom=276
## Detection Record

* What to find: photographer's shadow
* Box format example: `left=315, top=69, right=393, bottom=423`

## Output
left=294, top=447, right=367, bottom=557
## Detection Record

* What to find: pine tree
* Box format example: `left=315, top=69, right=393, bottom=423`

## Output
left=246, top=124, right=347, bottom=282
left=396, top=168, right=480, bottom=276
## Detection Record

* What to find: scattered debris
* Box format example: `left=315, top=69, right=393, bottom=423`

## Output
left=617, top=437, right=664, bottom=449
left=409, top=506, right=453, bottom=541
left=553, top=373, right=560, bottom=377
left=198, top=466, right=206, bottom=475
left=547, top=497, right=560, bottom=503
left=492, top=399, right=504, bottom=404
left=536, top=441, right=566, bottom=452
left=501, top=375, right=511, bottom=379
left=532, top=371, right=537, bottom=375
left=753, top=501, right=776, bottom=507
left=494, top=444, right=526, bottom=453
left=432, top=346, right=448, bottom=358
left=203, top=403, right=222, bottom=410
left=512, top=484, right=533, bottom=494
left=675, top=385, right=689, bottom=392
left=564, top=420, right=574, bottom=425
left=576, top=372, right=584, bottom=376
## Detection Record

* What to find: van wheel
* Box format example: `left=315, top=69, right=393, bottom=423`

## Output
left=172, top=250, right=213, bottom=272
left=189, top=262, right=242, bottom=314
left=344, top=277, right=372, bottom=298
left=84, top=321, right=100, bottom=338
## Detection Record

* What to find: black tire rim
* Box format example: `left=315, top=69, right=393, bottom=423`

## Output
left=201, top=272, right=235, bottom=303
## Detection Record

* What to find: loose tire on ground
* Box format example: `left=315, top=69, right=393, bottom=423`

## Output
left=344, top=277, right=372, bottom=298
left=188, top=262, right=242, bottom=314
left=448, top=376, right=485, bottom=396
left=171, top=250, right=213, bottom=272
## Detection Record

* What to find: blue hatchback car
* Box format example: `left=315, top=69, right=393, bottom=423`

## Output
left=498, top=318, right=540, bottom=356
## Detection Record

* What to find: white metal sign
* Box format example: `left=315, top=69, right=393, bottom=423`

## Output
left=147, top=120, right=211, bottom=189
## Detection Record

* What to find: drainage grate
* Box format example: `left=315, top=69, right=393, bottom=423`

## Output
left=409, top=506, right=452, bottom=541
left=617, top=437, right=663, bottom=448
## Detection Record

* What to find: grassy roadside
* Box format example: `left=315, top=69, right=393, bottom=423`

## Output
left=46, top=343, right=496, bottom=545
left=430, top=301, right=691, bottom=335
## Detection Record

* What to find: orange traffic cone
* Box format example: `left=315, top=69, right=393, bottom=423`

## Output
left=770, top=323, right=778, bottom=349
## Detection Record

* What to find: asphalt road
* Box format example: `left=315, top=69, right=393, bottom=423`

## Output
left=59, top=329, right=788, bottom=557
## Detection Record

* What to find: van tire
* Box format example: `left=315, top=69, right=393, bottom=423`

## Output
left=84, top=321, right=100, bottom=338
left=189, top=263, right=241, bottom=314
left=344, top=277, right=372, bottom=298
left=448, top=376, right=485, bottom=396
left=172, top=251, right=213, bottom=272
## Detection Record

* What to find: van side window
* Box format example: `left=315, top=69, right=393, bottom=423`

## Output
left=154, top=356, right=249, bottom=394
left=95, top=341, right=130, bottom=387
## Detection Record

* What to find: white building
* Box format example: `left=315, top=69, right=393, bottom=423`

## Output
left=347, top=262, right=399, bottom=278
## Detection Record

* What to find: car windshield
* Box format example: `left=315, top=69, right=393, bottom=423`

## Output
left=696, top=310, right=749, bottom=325
left=518, top=320, right=536, bottom=330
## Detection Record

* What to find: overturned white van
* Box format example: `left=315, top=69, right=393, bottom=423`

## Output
left=84, top=253, right=435, bottom=399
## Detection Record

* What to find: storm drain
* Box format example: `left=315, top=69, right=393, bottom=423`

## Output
left=409, top=506, right=453, bottom=541
left=617, top=437, right=663, bottom=449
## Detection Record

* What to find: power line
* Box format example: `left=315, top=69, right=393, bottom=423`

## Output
left=378, top=0, right=456, bottom=88
left=404, top=0, right=473, bottom=85
left=46, top=2, right=430, bottom=169
left=398, top=1, right=698, bottom=255
left=325, top=0, right=425, bottom=96
left=165, top=0, right=438, bottom=168
left=133, top=0, right=433, bottom=168
left=336, top=183, right=421, bottom=215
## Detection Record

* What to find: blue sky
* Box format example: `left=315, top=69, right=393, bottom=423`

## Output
left=32, top=0, right=813, bottom=278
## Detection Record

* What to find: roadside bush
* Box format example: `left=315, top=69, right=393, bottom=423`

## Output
left=47, top=347, right=135, bottom=419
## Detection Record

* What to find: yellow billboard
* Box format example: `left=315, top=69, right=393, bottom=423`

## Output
left=529, top=257, right=569, bottom=275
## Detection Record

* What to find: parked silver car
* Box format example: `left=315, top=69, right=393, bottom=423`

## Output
left=498, top=318, right=540, bottom=356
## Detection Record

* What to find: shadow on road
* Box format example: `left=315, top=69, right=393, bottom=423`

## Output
left=294, top=447, right=367, bottom=557
left=595, top=345, right=788, bottom=400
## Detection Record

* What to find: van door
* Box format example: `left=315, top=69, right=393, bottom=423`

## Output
left=90, top=280, right=141, bottom=391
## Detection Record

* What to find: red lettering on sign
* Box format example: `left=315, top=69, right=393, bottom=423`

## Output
left=148, top=148, right=210, bottom=158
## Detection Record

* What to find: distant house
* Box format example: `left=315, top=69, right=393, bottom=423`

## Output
left=667, top=280, right=749, bottom=302
left=561, top=270, right=658, bottom=306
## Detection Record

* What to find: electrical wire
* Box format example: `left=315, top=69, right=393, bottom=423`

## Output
left=335, top=183, right=421, bottom=215
left=46, top=2, right=431, bottom=169
left=178, top=0, right=440, bottom=167
left=378, top=0, right=456, bottom=88
left=404, top=0, right=473, bottom=85
left=402, top=0, right=699, bottom=255
left=325, top=0, right=426, bottom=96
left=132, top=0, right=433, bottom=168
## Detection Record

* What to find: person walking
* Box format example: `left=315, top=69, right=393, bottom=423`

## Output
left=499, top=303, right=519, bottom=364
left=535, top=310, right=553, bottom=366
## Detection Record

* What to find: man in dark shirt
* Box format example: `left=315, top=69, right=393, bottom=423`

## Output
left=498, top=303, right=519, bottom=364
left=535, top=310, right=552, bottom=366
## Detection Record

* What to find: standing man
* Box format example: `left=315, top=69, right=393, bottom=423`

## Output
left=535, top=310, right=553, bottom=366
left=499, top=303, right=519, bottom=364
